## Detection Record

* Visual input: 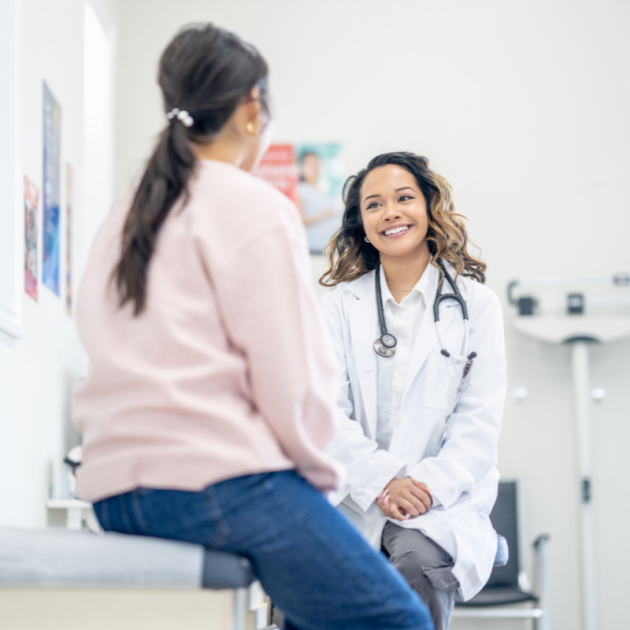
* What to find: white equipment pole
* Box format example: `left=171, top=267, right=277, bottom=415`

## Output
left=570, top=341, right=598, bottom=630
left=511, top=273, right=630, bottom=630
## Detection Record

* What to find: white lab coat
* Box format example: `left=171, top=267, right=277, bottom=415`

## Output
left=320, top=262, right=506, bottom=601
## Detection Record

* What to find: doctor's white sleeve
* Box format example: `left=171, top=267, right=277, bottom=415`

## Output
left=320, top=290, right=407, bottom=512
left=409, top=287, right=506, bottom=510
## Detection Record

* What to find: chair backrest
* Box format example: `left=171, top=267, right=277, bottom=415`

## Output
left=486, top=481, right=520, bottom=588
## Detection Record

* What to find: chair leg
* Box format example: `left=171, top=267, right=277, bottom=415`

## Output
left=534, top=535, right=551, bottom=630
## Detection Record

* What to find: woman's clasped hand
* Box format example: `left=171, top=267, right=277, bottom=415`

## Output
left=377, top=477, right=433, bottom=521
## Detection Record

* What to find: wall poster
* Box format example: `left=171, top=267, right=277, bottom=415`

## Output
left=24, top=176, right=39, bottom=301
left=253, top=144, right=298, bottom=203
left=42, top=82, right=61, bottom=296
left=66, top=163, right=73, bottom=315
left=255, top=143, right=345, bottom=254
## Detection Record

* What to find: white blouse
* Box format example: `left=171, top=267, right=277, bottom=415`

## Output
left=375, top=263, right=430, bottom=451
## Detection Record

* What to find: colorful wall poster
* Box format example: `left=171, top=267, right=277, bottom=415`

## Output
left=255, top=143, right=345, bottom=254
left=24, top=176, right=39, bottom=301
left=66, top=163, right=73, bottom=316
left=253, top=144, right=299, bottom=203
left=42, top=82, right=61, bottom=296
left=296, top=143, right=344, bottom=254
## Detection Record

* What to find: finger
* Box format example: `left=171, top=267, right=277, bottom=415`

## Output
left=407, top=479, right=431, bottom=497
left=396, top=490, right=424, bottom=515
left=409, top=484, right=429, bottom=492
left=379, top=499, right=395, bottom=519
left=417, top=496, right=430, bottom=514
left=407, top=485, right=432, bottom=511
left=389, top=503, right=408, bottom=521
left=403, top=492, right=429, bottom=515
left=377, top=494, right=390, bottom=513
left=395, top=497, right=420, bottom=518
left=411, top=480, right=432, bottom=501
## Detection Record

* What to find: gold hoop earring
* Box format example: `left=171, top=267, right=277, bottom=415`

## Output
left=246, top=120, right=262, bottom=137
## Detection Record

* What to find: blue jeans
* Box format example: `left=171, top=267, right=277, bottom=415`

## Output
left=93, top=471, right=432, bottom=630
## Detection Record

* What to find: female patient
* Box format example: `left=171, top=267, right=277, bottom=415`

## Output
left=320, top=152, right=506, bottom=630
left=72, top=26, right=430, bottom=630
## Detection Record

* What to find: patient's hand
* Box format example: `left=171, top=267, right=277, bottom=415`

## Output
left=377, top=478, right=432, bottom=521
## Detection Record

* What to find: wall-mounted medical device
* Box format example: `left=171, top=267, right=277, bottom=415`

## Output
left=506, top=271, right=630, bottom=630
left=507, top=272, right=630, bottom=344
left=508, top=272, right=630, bottom=317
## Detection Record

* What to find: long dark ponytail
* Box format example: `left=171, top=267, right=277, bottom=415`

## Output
left=113, top=23, right=269, bottom=314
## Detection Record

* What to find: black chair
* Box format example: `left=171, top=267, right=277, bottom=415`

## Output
left=453, top=481, right=550, bottom=629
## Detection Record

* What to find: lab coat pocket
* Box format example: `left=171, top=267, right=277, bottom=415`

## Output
left=423, top=353, right=459, bottom=411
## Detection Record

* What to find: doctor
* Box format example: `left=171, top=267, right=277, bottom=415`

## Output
left=319, top=152, right=506, bottom=630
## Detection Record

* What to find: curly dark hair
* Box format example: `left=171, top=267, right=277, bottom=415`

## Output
left=319, top=151, right=486, bottom=286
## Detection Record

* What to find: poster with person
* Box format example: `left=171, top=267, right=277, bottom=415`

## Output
left=255, top=143, right=344, bottom=254
left=24, top=176, right=39, bottom=301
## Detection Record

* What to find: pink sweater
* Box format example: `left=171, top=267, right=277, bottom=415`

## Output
left=73, top=160, right=342, bottom=502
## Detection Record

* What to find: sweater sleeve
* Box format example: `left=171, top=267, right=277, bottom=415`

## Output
left=197, top=211, right=343, bottom=492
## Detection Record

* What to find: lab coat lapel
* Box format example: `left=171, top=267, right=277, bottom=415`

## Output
left=403, top=264, right=456, bottom=400
left=348, top=275, right=379, bottom=439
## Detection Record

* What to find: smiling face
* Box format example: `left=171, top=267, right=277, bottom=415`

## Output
left=360, top=164, right=430, bottom=262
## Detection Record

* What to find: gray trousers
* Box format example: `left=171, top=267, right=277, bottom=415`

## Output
left=382, top=522, right=459, bottom=630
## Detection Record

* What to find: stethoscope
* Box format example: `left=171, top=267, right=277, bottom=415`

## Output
left=373, top=259, right=478, bottom=443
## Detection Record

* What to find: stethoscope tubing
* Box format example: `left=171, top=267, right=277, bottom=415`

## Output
left=374, top=259, right=470, bottom=362
left=433, top=260, right=469, bottom=322
left=374, top=263, right=388, bottom=340
left=372, top=258, right=478, bottom=447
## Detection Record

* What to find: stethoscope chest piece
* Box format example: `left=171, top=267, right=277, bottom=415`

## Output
left=372, top=259, right=471, bottom=363
left=373, top=265, right=398, bottom=358
left=374, top=334, right=397, bottom=358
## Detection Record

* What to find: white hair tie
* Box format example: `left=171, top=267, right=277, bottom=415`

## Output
left=166, top=108, right=194, bottom=128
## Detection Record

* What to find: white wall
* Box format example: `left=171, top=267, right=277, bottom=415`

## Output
left=0, top=0, right=119, bottom=527
left=83, top=1, right=116, bottom=273
left=114, top=2, right=630, bottom=629
left=0, top=0, right=23, bottom=340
